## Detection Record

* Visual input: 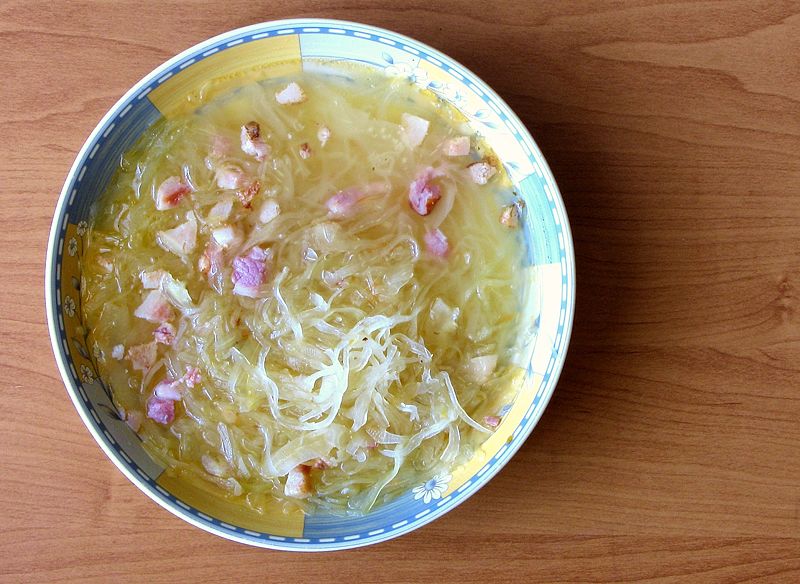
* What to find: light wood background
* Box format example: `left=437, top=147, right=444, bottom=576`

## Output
left=1, top=1, right=799, bottom=582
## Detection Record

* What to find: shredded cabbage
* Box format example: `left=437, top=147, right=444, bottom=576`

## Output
left=81, top=68, right=528, bottom=515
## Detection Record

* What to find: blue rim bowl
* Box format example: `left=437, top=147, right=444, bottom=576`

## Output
left=45, top=18, right=575, bottom=550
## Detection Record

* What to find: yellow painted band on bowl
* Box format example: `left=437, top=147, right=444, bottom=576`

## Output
left=60, top=224, right=93, bottom=377
left=157, top=471, right=305, bottom=537
left=444, top=369, right=541, bottom=496
left=148, top=35, right=302, bottom=118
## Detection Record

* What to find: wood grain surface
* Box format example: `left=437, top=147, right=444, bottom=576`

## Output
left=1, top=1, right=799, bottom=582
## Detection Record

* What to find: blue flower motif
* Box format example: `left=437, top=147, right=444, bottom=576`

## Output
left=385, top=61, right=429, bottom=86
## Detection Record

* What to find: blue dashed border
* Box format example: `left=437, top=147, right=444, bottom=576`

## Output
left=45, top=19, right=575, bottom=551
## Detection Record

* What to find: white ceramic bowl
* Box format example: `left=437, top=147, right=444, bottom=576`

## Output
left=46, top=19, right=575, bottom=550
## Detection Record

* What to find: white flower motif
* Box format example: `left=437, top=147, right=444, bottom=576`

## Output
left=92, top=343, right=104, bottom=361
left=63, top=295, right=76, bottom=317
left=80, top=364, right=95, bottom=384
left=412, top=473, right=451, bottom=504
left=76, top=221, right=88, bottom=236
left=385, top=62, right=429, bottom=87
left=67, top=237, right=78, bottom=256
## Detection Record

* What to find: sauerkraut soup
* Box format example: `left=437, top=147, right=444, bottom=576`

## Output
left=82, top=68, right=527, bottom=515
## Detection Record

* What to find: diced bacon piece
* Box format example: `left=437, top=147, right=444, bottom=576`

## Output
left=430, top=298, right=459, bottom=333
left=154, top=378, right=183, bottom=401
left=211, top=225, right=242, bottom=249
left=317, top=125, right=331, bottom=147
left=242, top=121, right=260, bottom=141
left=140, top=269, right=168, bottom=289
left=326, top=183, right=388, bottom=217
left=157, top=217, right=197, bottom=256
left=500, top=204, right=520, bottom=228
left=275, top=82, right=306, bottom=105
left=180, top=367, right=201, bottom=388
left=465, top=354, right=498, bottom=385
left=259, top=199, right=281, bottom=224
left=298, top=142, right=312, bottom=159
left=111, top=344, right=125, bottom=360
left=284, top=464, right=312, bottom=498
left=484, top=415, right=502, bottom=428
left=152, top=369, right=200, bottom=404
left=468, top=161, right=497, bottom=185
left=207, top=199, right=233, bottom=224
left=146, top=395, right=175, bottom=425
left=258, top=199, right=281, bottom=223
left=153, top=322, right=176, bottom=345
left=200, top=242, right=226, bottom=294
left=125, top=410, right=143, bottom=432
left=240, top=121, right=270, bottom=161
left=134, top=290, right=173, bottom=323
left=409, top=170, right=441, bottom=216
left=443, top=136, right=470, bottom=156
left=97, top=256, right=113, bottom=273
left=307, top=221, right=341, bottom=252
left=210, top=135, right=231, bottom=159
left=326, top=187, right=363, bottom=217
left=232, top=246, right=270, bottom=298
left=198, top=252, right=210, bottom=274
left=199, top=241, right=223, bottom=276
left=216, top=166, right=246, bottom=190
left=424, top=228, right=449, bottom=257
left=401, top=113, right=429, bottom=148
left=155, top=176, right=191, bottom=211
left=127, top=341, right=158, bottom=372
left=236, top=180, right=260, bottom=209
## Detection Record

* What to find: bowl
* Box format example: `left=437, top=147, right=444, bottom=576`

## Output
left=45, top=18, right=575, bottom=550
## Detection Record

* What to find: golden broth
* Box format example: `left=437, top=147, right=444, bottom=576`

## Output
left=82, top=68, right=526, bottom=515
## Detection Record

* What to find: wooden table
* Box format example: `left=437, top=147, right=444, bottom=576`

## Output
left=2, top=1, right=799, bottom=581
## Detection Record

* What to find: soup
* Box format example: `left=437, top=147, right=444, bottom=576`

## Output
left=81, top=66, right=527, bottom=515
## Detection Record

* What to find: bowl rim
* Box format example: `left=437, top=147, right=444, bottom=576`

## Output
left=45, top=17, right=575, bottom=551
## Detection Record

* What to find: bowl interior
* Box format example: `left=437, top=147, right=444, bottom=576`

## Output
left=47, top=19, right=574, bottom=550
